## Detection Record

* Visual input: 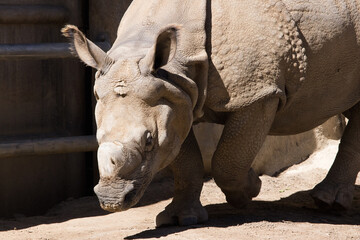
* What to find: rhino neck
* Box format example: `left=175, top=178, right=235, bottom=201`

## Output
left=107, top=42, right=151, bottom=61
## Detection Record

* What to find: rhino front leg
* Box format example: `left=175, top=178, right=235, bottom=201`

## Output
left=156, top=129, right=207, bottom=227
left=212, top=98, right=279, bottom=208
left=311, top=103, right=360, bottom=210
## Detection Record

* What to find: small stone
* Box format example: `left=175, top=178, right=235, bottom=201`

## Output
left=290, top=20, right=296, bottom=27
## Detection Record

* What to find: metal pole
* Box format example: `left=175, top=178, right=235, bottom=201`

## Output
left=0, top=135, right=98, bottom=158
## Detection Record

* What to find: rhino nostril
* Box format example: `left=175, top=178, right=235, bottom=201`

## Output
left=124, top=189, right=136, bottom=203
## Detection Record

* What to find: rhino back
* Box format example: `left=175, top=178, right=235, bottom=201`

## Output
left=271, top=0, right=360, bottom=134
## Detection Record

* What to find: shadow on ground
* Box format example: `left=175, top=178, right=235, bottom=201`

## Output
left=125, top=185, right=360, bottom=240
left=0, top=177, right=174, bottom=231
left=0, top=195, right=108, bottom=231
left=1, top=178, right=359, bottom=237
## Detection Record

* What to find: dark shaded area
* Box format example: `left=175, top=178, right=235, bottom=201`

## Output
left=0, top=174, right=175, bottom=231
left=0, top=0, right=91, bottom=218
left=0, top=0, right=133, bottom=219
left=0, top=196, right=108, bottom=231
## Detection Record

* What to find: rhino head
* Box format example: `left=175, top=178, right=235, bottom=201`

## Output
left=62, top=25, right=207, bottom=212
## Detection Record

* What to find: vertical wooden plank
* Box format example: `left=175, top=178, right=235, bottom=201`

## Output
left=0, top=0, right=91, bottom=217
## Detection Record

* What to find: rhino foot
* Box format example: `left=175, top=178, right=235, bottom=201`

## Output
left=155, top=201, right=208, bottom=227
left=310, top=180, right=354, bottom=210
left=221, top=168, right=262, bottom=209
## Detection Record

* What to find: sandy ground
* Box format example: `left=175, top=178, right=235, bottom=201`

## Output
left=1, top=140, right=359, bottom=240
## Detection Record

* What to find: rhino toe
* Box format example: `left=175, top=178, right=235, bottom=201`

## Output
left=155, top=202, right=208, bottom=227
left=334, top=185, right=354, bottom=210
left=156, top=211, right=177, bottom=227
left=311, top=181, right=354, bottom=210
left=178, top=215, right=199, bottom=226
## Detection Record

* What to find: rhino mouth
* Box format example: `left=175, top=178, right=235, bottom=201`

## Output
left=94, top=176, right=151, bottom=212
left=94, top=180, right=135, bottom=212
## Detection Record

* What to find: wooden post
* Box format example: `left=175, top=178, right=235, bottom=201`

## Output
left=0, top=135, right=98, bottom=158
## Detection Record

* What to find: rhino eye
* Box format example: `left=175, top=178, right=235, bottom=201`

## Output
left=145, top=131, right=154, bottom=151
left=94, top=90, right=99, bottom=100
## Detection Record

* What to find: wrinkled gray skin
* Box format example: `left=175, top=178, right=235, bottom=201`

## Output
left=62, top=0, right=360, bottom=226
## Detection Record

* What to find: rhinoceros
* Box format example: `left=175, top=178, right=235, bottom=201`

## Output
left=62, top=0, right=360, bottom=226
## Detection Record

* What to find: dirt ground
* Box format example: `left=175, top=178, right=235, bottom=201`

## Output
left=1, top=140, right=359, bottom=240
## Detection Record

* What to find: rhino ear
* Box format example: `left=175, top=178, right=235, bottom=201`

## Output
left=62, top=25, right=112, bottom=71
left=140, top=25, right=179, bottom=74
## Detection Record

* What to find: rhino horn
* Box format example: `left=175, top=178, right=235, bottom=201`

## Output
left=61, top=24, right=113, bottom=71
left=140, top=25, right=180, bottom=74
